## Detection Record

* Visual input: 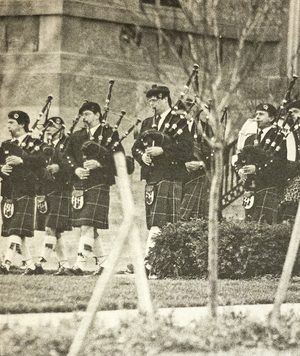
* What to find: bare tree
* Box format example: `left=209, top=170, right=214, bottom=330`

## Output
left=121, top=0, right=288, bottom=317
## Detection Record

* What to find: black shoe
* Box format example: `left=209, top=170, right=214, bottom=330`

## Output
left=54, top=266, right=72, bottom=276
left=22, top=267, right=37, bottom=276
left=71, top=266, right=84, bottom=276
left=92, top=266, right=104, bottom=276
left=0, top=265, right=9, bottom=275
left=126, top=263, right=134, bottom=274
left=34, top=264, right=45, bottom=275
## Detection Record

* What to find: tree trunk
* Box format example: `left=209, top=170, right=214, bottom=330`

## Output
left=208, top=144, right=223, bottom=318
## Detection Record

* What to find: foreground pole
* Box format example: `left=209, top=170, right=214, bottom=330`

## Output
left=270, top=202, right=300, bottom=326
left=67, top=152, right=153, bottom=356
left=208, top=145, right=223, bottom=318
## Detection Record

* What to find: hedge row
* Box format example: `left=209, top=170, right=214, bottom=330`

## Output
left=147, top=219, right=300, bottom=279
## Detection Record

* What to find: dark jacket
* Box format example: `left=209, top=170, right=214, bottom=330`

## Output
left=0, top=135, right=46, bottom=197
left=132, top=112, right=193, bottom=184
left=185, top=120, right=213, bottom=182
left=235, top=127, right=287, bottom=191
left=39, top=134, right=75, bottom=194
left=66, top=124, right=124, bottom=189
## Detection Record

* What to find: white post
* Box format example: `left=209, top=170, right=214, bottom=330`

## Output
left=67, top=151, right=153, bottom=356
left=270, top=202, right=300, bottom=326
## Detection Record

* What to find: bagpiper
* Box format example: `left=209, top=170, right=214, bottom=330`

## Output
left=0, top=111, right=46, bottom=274
left=33, top=117, right=73, bottom=275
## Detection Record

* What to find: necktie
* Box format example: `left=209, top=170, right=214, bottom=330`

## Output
left=152, top=115, right=160, bottom=129
left=257, top=130, right=263, bottom=143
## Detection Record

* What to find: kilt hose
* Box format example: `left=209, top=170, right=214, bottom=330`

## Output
left=146, top=180, right=182, bottom=230
left=72, top=184, right=110, bottom=229
left=180, top=174, right=210, bottom=221
left=2, top=195, right=35, bottom=237
left=245, top=186, right=280, bottom=225
left=36, top=190, right=72, bottom=232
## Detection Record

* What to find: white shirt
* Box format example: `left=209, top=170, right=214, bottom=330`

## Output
left=13, top=133, right=28, bottom=146
left=157, top=109, right=171, bottom=131
left=89, top=124, right=100, bottom=138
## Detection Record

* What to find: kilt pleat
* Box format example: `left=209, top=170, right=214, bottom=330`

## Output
left=245, top=187, right=279, bottom=224
left=2, top=195, right=35, bottom=237
left=72, top=184, right=110, bottom=229
left=146, top=180, right=182, bottom=230
left=46, top=190, right=72, bottom=231
left=180, top=174, right=210, bottom=221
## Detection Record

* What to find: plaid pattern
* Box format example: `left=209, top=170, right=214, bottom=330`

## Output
left=2, top=195, right=35, bottom=237
left=146, top=180, right=182, bottom=230
left=180, top=174, right=210, bottom=221
left=72, top=184, right=110, bottom=229
left=36, top=190, right=72, bottom=232
left=279, top=201, right=298, bottom=222
left=245, top=187, right=280, bottom=224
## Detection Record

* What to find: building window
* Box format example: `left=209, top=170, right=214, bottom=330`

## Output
left=141, top=0, right=181, bottom=7
left=160, top=0, right=181, bottom=7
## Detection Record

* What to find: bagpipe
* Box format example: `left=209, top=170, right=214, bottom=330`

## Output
left=78, top=81, right=141, bottom=173
left=1, top=96, right=54, bottom=218
left=237, top=76, right=299, bottom=208
left=71, top=81, right=141, bottom=210
left=133, top=64, right=200, bottom=165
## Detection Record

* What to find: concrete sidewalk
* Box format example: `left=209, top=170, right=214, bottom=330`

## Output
left=2, top=303, right=300, bottom=331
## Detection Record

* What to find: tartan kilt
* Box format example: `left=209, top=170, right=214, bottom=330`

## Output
left=146, top=180, right=182, bottom=230
left=180, top=174, right=210, bottom=221
left=72, top=184, right=110, bottom=229
left=1, top=195, right=35, bottom=237
left=245, top=187, right=279, bottom=225
left=36, top=190, right=72, bottom=232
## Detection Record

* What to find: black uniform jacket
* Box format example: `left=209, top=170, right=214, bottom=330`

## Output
left=66, top=124, right=124, bottom=189
left=132, top=112, right=193, bottom=184
left=39, top=135, right=75, bottom=195
left=235, top=127, right=288, bottom=191
left=186, top=120, right=213, bottom=182
left=0, top=135, right=46, bottom=197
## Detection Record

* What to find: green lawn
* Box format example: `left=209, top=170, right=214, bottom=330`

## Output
left=1, top=272, right=300, bottom=314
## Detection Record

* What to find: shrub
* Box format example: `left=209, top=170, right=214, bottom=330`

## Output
left=147, top=219, right=300, bottom=279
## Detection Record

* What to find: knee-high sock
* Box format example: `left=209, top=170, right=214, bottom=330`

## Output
left=3, top=235, right=22, bottom=269
left=76, top=235, right=95, bottom=270
left=145, top=226, right=161, bottom=259
left=39, top=234, right=57, bottom=263
left=21, top=238, right=35, bottom=269
left=55, top=235, right=70, bottom=268
left=93, top=234, right=107, bottom=268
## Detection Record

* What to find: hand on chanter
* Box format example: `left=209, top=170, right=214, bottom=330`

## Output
left=141, top=153, right=152, bottom=166
left=145, top=146, right=163, bottom=157
left=6, top=155, right=23, bottom=166
left=185, top=161, right=204, bottom=172
left=1, top=164, right=12, bottom=176
left=46, top=164, right=60, bottom=174
left=75, top=167, right=90, bottom=180
left=83, top=159, right=102, bottom=170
